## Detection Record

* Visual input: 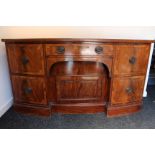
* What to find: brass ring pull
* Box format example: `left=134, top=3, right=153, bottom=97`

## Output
left=24, top=87, right=32, bottom=94
left=126, top=87, right=133, bottom=94
left=129, top=56, right=136, bottom=64
left=21, top=56, right=29, bottom=65
left=57, top=46, right=65, bottom=54
left=95, top=46, right=103, bottom=54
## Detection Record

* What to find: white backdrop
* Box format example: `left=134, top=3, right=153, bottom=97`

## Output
left=1, top=26, right=155, bottom=39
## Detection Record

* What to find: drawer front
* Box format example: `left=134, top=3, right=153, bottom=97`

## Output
left=45, top=44, right=114, bottom=56
left=7, top=44, right=45, bottom=75
left=110, top=76, right=145, bottom=105
left=113, top=44, right=150, bottom=75
left=12, top=76, right=47, bottom=105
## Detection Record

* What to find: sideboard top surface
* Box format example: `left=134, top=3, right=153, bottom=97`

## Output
left=1, top=38, right=154, bottom=43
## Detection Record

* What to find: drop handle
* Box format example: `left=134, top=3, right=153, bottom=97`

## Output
left=95, top=46, right=103, bottom=54
left=21, top=56, right=29, bottom=65
left=129, top=56, right=136, bottom=64
left=57, top=46, right=65, bottom=54
left=126, top=87, right=134, bottom=94
left=24, top=87, right=32, bottom=94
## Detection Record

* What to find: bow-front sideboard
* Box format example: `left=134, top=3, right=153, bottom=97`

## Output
left=2, top=38, right=154, bottom=117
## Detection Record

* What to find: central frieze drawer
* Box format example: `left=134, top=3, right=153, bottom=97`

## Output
left=45, top=44, right=114, bottom=56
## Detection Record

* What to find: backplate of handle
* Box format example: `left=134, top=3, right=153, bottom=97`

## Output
left=24, top=87, right=32, bottom=94
left=21, top=56, right=29, bottom=65
left=126, top=87, right=134, bottom=94
left=57, top=46, right=65, bottom=54
left=95, top=46, right=103, bottom=54
left=129, top=56, right=136, bottom=64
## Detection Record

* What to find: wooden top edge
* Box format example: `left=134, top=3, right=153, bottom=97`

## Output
left=1, top=38, right=155, bottom=43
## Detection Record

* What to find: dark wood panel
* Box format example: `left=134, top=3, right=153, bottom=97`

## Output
left=12, top=76, right=47, bottom=105
left=113, top=44, right=150, bottom=75
left=7, top=44, right=45, bottom=75
left=51, top=103, right=106, bottom=114
left=56, top=76, right=104, bottom=103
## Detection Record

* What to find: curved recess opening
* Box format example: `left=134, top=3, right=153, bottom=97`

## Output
left=48, top=61, right=110, bottom=104
left=49, top=61, right=109, bottom=77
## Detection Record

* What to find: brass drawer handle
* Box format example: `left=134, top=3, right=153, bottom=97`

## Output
left=126, top=87, right=133, bottom=94
left=129, top=56, right=136, bottom=64
left=57, top=46, right=65, bottom=54
left=24, top=87, right=32, bottom=94
left=95, top=46, right=103, bottom=54
left=21, top=56, right=29, bottom=65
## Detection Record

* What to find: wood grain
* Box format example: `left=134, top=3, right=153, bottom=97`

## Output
left=45, top=43, right=114, bottom=56
left=113, top=44, right=150, bottom=76
left=110, top=76, right=145, bottom=105
left=2, top=38, right=154, bottom=43
left=2, top=38, right=152, bottom=117
left=7, top=44, right=45, bottom=75
left=48, top=61, right=109, bottom=108
left=12, top=76, right=47, bottom=105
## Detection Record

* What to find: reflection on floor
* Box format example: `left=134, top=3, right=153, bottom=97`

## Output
left=0, top=85, right=155, bottom=129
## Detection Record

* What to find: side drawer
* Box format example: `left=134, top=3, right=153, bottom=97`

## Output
left=110, top=76, right=145, bottom=105
left=12, top=75, right=47, bottom=105
left=45, top=43, right=114, bottom=56
left=113, top=44, right=150, bottom=76
left=7, top=44, right=45, bottom=75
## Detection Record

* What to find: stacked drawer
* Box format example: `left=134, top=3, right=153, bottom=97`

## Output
left=110, top=44, right=150, bottom=106
left=7, top=44, right=47, bottom=106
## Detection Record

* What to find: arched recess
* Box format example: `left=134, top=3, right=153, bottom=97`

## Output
left=47, top=57, right=112, bottom=105
left=49, top=61, right=110, bottom=78
left=47, top=57, right=113, bottom=77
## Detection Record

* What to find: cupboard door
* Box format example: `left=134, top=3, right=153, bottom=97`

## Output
left=111, top=76, right=145, bottom=105
left=7, top=44, right=45, bottom=75
left=113, top=44, right=150, bottom=75
left=56, top=76, right=108, bottom=104
left=12, top=76, right=47, bottom=105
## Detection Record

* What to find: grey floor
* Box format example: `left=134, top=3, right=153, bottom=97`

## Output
left=0, top=86, right=155, bottom=129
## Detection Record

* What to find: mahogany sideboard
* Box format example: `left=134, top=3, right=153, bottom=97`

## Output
left=2, top=38, right=154, bottom=117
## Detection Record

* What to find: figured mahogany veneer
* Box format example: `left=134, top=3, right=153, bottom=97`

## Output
left=7, top=44, right=45, bottom=75
left=110, top=76, right=145, bottom=104
left=2, top=38, right=153, bottom=117
left=12, top=76, right=47, bottom=105
left=45, top=43, right=114, bottom=56
left=113, top=44, right=150, bottom=76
